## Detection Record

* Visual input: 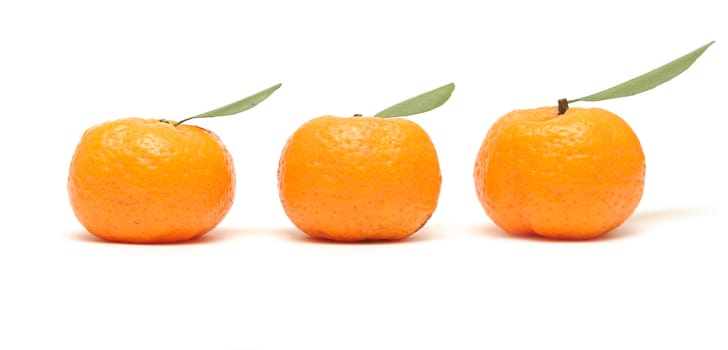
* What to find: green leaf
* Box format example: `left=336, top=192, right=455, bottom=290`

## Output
left=569, top=41, right=714, bottom=103
left=374, top=83, right=455, bottom=118
left=174, top=83, right=282, bottom=126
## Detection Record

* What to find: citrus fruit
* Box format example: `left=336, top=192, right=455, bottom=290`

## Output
left=473, top=106, right=645, bottom=239
left=67, top=84, right=280, bottom=243
left=68, top=118, right=235, bottom=243
left=278, top=115, right=442, bottom=241
left=472, top=42, right=713, bottom=240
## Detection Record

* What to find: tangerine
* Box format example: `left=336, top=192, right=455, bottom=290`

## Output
left=278, top=116, right=441, bottom=241
left=68, top=118, right=235, bottom=243
left=473, top=106, right=645, bottom=239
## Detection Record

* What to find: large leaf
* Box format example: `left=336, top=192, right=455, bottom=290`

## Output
left=175, top=83, right=282, bottom=126
left=375, top=83, right=455, bottom=118
left=570, top=41, right=714, bottom=103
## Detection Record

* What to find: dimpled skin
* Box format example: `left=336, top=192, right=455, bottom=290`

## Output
left=68, top=118, right=235, bottom=243
left=474, top=107, right=645, bottom=240
left=278, top=116, right=441, bottom=241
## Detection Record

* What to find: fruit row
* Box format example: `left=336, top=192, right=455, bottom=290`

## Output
left=67, top=41, right=713, bottom=244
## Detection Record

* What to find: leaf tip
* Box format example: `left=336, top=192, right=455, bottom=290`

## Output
left=700, top=40, right=716, bottom=51
left=442, top=82, right=456, bottom=94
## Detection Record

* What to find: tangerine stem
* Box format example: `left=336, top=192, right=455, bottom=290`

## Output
left=558, top=98, right=569, bottom=115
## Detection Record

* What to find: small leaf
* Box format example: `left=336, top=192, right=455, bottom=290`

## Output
left=174, top=83, right=281, bottom=126
left=569, top=41, right=714, bottom=103
left=374, top=83, right=455, bottom=118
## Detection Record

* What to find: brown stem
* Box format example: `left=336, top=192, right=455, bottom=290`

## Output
left=557, top=98, right=569, bottom=115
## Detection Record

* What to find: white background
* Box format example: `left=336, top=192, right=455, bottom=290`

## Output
left=1, top=0, right=726, bottom=349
